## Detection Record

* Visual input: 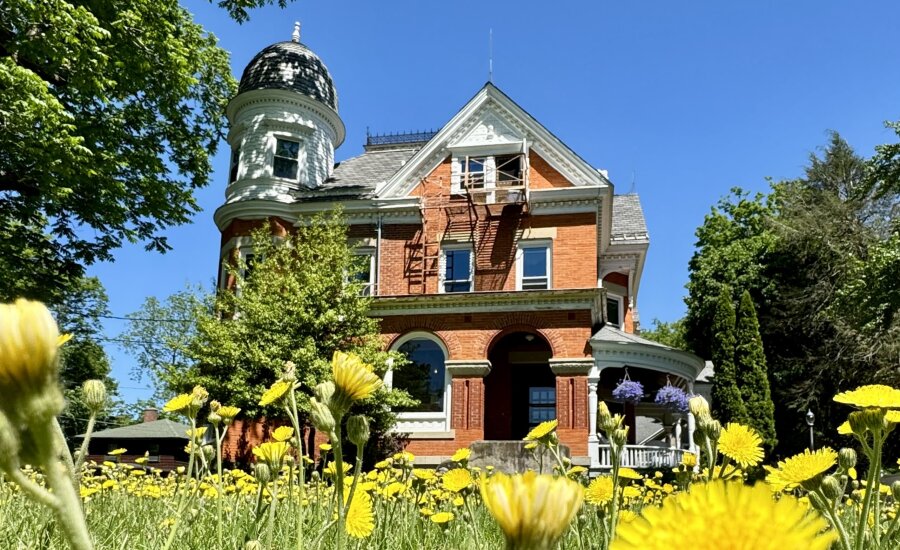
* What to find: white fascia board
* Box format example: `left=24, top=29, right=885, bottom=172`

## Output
left=214, top=200, right=298, bottom=231
left=378, top=83, right=611, bottom=198
left=591, top=341, right=705, bottom=381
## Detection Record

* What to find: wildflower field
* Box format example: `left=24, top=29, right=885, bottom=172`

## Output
left=4, top=300, right=900, bottom=549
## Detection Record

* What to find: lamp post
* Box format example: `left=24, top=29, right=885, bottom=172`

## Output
left=806, top=409, right=815, bottom=450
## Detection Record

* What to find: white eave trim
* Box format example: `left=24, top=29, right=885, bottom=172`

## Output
left=226, top=89, right=346, bottom=148
left=214, top=197, right=423, bottom=230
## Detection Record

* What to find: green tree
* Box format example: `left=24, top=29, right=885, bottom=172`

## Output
left=709, top=287, right=747, bottom=425
left=0, top=0, right=289, bottom=305
left=734, top=290, right=776, bottom=450
left=640, top=318, right=688, bottom=350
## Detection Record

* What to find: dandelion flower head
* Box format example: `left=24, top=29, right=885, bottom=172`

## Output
left=442, top=468, right=472, bottom=493
left=833, top=384, right=900, bottom=410
left=717, top=423, right=764, bottom=468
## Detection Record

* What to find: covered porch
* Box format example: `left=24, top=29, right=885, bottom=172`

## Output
left=587, top=326, right=706, bottom=470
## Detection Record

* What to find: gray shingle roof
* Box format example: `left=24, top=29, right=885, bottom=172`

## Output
left=611, top=194, right=649, bottom=242
left=325, top=147, right=419, bottom=190
left=81, top=419, right=191, bottom=440
left=591, top=324, right=671, bottom=349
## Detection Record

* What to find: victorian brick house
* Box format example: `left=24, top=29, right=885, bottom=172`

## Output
left=216, top=26, right=705, bottom=469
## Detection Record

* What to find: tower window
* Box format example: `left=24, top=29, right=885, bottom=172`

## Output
left=273, top=138, right=301, bottom=180
left=229, top=146, right=241, bottom=183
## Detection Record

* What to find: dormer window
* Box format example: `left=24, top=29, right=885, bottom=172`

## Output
left=461, top=157, right=486, bottom=189
left=606, top=294, right=624, bottom=327
left=273, top=138, right=301, bottom=180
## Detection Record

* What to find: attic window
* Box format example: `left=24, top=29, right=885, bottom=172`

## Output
left=461, top=157, right=486, bottom=189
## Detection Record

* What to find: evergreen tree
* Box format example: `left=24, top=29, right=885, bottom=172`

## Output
left=709, top=286, right=748, bottom=424
left=735, top=290, right=777, bottom=450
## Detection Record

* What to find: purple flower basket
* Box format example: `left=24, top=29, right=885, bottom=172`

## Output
left=655, top=385, right=690, bottom=412
left=612, top=380, right=644, bottom=403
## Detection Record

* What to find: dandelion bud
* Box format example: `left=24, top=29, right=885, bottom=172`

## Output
left=688, top=395, right=711, bottom=420
left=310, top=397, right=336, bottom=434
left=821, top=476, right=843, bottom=500
left=207, top=411, right=222, bottom=426
left=315, top=381, right=336, bottom=406
left=701, top=419, right=721, bottom=442
left=82, top=379, right=107, bottom=414
left=847, top=412, right=867, bottom=436
left=860, top=408, right=887, bottom=432
left=598, top=401, right=612, bottom=425
left=281, top=361, right=297, bottom=382
left=245, top=540, right=262, bottom=550
left=254, top=462, right=271, bottom=484
left=0, top=300, right=64, bottom=420
left=209, top=400, right=221, bottom=412
left=693, top=429, right=707, bottom=447
left=347, top=415, right=370, bottom=448
left=838, top=448, right=857, bottom=470
left=891, top=481, right=900, bottom=502
left=190, top=385, right=209, bottom=410
left=202, top=444, right=215, bottom=463
left=611, top=427, right=628, bottom=447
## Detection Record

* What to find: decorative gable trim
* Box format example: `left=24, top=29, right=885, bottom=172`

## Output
left=377, top=83, right=612, bottom=199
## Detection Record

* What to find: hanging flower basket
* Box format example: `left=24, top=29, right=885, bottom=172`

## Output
left=655, top=385, right=690, bottom=412
left=612, top=379, right=644, bottom=404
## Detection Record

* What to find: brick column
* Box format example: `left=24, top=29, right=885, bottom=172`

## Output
left=549, top=358, right=594, bottom=458
left=446, top=360, right=491, bottom=437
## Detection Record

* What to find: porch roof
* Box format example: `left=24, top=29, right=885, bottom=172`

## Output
left=590, top=325, right=705, bottom=382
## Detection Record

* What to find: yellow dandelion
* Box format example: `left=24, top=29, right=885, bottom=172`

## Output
left=585, top=475, right=614, bottom=505
left=480, top=471, right=584, bottom=550
left=431, top=511, right=454, bottom=524
left=384, top=482, right=407, bottom=498
left=259, top=379, right=292, bottom=406
left=524, top=441, right=538, bottom=450
left=217, top=405, right=241, bottom=421
left=108, top=448, right=127, bottom=456
left=345, top=490, right=375, bottom=539
left=413, top=469, right=435, bottom=481
left=681, top=452, right=698, bottom=468
left=834, top=384, right=900, bottom=409
left=837, top=421, right=852, bottom=435
left=567, top=466, right=588, bottom=478
left=611, top=481, right=836, bottom=550
left=717, top=423, right=764, bottom=468
left=451, top=447, right=471, bottom=462
left=163, top=393, right=193, bottom=414
left=618, top=510, right=638, bottom=524
left=252, top=441, right=291, bottom=469
left=320, top=443, right=333, bottom=452
left=442, top=468, right=473, bottom=493
left=57, top=333, right=73, bottom=347
left=186, top=427, right=207, bottom=440
left=618, top=468, right=642, bottom=480
left=766, top=447, right=837, bottom=491
left=524, top=419, right=558, bottom=442
left=623, top=486, right=642, bottom=499
left=332, top=350, right=381, bottom=409
left=324, top=461, right=352, bottom=477
left=271, top=426, right=294, bottom=442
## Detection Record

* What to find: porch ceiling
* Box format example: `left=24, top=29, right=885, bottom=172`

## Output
left=590, top=325, right=705, bottom=382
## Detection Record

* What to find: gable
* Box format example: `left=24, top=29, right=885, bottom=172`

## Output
left=377, top=83, right=611, bottom=199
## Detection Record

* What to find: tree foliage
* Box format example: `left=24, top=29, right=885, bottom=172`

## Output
left=0, top=0, right=287, bottom=305
left=709, top=287, right=748, bottom=425
left=686, top=132, right=900, bottom=456
left=639, top=318, right=688, bottom=350
left=734, top=290, right=776, bottom=450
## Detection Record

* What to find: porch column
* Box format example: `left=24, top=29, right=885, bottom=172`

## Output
left=686, top=381, right=698, bottom=456
left=549, top=358, right=594, bottom=460
left=674, top=417, right=683, bottom=449
left=445, top=360, right=491, bottom=437
left=587, top=378, right=600, bottom=468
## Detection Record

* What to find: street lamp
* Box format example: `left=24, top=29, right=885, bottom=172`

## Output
left=806, top=409, right=815, bottom=450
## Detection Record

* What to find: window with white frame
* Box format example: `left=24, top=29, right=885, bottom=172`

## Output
left=517, top=242, right=551, bottom=290
left=352, top=253, right=375, bottom=296
left=460, top=156, right=486, bottom=189
left=229, top=146, right=241, bottom=183
left=441, top=244, right=473, bottom=293
left=606, top=294, right=624, bottom=327
left=273, top=138, right=301, bottom=180
left=393, top=337, right=448, bottom=413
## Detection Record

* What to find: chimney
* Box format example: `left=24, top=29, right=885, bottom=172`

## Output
left=142, top=408, right=159, bottom=423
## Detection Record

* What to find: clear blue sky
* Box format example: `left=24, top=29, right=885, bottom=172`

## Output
left=87, top=1, right=900, bottom=405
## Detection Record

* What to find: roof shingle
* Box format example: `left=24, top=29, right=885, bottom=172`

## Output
left=611, top=194, right=649, bottom=242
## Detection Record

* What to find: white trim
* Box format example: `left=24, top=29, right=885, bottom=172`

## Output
left=388, top=331, right=452, bottom=432
left=516, top=240, right=552, bottom=291
left=606, top=293, right=625, bottom=327
left=439, top=242, right=474, bottom=294
left=270, top=134, right=307, bottom=185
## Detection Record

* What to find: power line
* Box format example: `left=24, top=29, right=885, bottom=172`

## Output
left=99, top=315, right=192, bottom=323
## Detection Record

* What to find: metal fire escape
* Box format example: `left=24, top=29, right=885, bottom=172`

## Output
left=406, top=153, right=529, bottom=294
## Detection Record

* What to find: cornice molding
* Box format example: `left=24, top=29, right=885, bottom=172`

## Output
left=370, top=288, right=604, bottom=318
left=446, top=360, right=492, bottom=377
left=227, top=89, right=345, bottom=147
left=549, top=358, right=594, bottom=375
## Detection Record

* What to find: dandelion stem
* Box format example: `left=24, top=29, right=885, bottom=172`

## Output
left=287, top=388, right=306, bottom=550
left=213, top=424, right=224, bottom=550
left=73, top=412, right=96, bottom=483
left=855, top=430, right=883, bottom=550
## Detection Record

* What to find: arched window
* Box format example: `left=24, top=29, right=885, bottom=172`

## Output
left=393, top=336, right=447, bottom=413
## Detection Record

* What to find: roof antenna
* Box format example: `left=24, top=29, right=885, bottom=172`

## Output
left=628, top=170, right=637, bottom=194
left=488, top=28, right=493, bottom=83
left=292, top=21, right=301, bottom=43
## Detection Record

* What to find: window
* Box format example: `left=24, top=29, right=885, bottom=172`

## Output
left=461, top=156, right=486, bottom=189
left=353, top=254, right=375, bottom=296
left=519, top=245, right=550, bottom=290
left=242, top=253, right=258, bottom=280
left=147, top=444, right=160, bottom=463
left=395, top=338, right=447, bottom=413
left=606, top=294, right=623, bottom=327
left=442, top=247, right=472, bottom=293
left=229, top=146, right=241, bottom=183
left=528, top=386, right=556, bottom=427
left=273, top=138, right=301, bottom=180
left=495, top=154, right=523, bottom=185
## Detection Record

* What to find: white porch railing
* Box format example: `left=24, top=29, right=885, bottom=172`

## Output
left=595, top=444, right=687, bottom=469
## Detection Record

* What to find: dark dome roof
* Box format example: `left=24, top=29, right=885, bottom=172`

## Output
left=238, top=41, right=338, bottom=112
